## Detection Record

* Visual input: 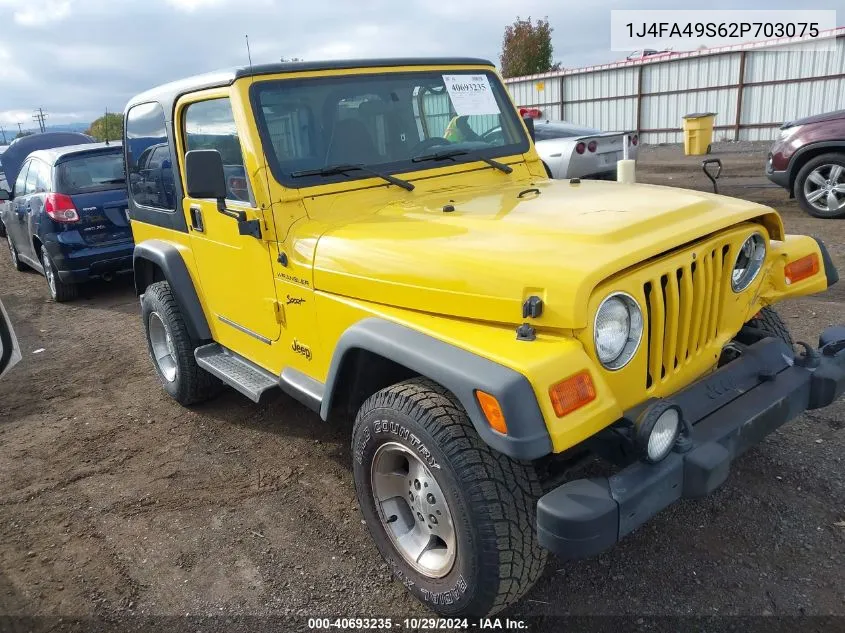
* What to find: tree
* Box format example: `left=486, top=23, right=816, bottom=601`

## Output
left=14, top=131, right=33, bottom=139
left=86, top=113, right=123, bottom=142
left=500, top=16, right=560, bottom=78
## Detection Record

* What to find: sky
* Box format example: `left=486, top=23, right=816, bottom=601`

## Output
left=0, top=0, right=825, bottom=130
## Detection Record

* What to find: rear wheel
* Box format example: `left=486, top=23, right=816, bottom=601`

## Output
left=7, top=234, right=25, bottom=272
left=141, top=281, right=219, bottom=405
left=794, top=153, right=845, bottom=218
left=41, top=249, right=77, bottom=302
left=351, top=378, right=546, bottom=617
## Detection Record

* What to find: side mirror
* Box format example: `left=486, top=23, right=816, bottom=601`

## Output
left=0, top=189, right=10, bottom=201
left=185, top=149, right=227, bottom=200
left=522, top=116, right=536, bottom=142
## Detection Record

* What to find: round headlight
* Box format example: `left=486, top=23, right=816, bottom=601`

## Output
left=594, top=292, right=643, bottom=370
left=635, top=402, right=682, bottom=463
left=732, top=233, right=766, bottom=292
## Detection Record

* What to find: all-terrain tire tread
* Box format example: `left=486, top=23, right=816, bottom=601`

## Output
left=356, top=377, right=547, bottom=616
left=751, top=306, right=793, bottom=346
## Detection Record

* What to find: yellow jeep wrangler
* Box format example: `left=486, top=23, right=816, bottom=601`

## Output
left=124, top=58, right=845, bottom=617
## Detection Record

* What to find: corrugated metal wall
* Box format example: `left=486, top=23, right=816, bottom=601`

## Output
left=505, top=33, right=845, bottom=144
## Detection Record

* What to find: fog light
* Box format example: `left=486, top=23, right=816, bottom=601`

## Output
left=635, top=402, right=682, bottom=463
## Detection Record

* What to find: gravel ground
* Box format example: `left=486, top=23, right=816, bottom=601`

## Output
left=0, top=142, right=843, bottom=632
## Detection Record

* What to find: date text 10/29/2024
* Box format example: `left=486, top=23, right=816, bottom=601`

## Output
left=307, top=618, right=528, bottom=630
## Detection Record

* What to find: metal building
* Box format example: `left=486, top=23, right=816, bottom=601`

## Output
left=504, top=28, right=845, bottom=143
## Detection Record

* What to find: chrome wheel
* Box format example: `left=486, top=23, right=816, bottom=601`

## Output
left=8, top=235, right=18, bottom=267
left=148, top=311, right=178, bottom=382
left=803, top=163, right=845, bottom=215
left=371, top=442, right=456, bottom=578
left=41, top=250, right=56, bottom=297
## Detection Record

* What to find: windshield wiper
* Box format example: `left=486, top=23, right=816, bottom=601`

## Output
left=290, top=163, right=414, bottom=191
left=411, top=149, right=513, bottom=174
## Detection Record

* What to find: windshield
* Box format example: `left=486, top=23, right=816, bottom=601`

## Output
left=56, top=151, right=125, bottom=195
left=251, top=69, right=528, bottom=187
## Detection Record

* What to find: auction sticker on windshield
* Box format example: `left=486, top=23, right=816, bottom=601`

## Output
left=442, top=75, right=500, bottom=116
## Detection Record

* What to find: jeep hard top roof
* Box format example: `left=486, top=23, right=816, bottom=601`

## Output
left=125, top=57, right=495, bottom=117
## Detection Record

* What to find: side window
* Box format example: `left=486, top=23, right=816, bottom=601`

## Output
left=33, top=161, right=51, bottom=193
left=184, top=98, right=253, bottom=204
left=24, top=162, right=39, bottom=195
left=126, top=102, right=176, bottom=210
left=14, top=161, right=30, bottom=195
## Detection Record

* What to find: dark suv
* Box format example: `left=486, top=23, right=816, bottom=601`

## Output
left=0, top=143, right=132, bottom=301
left=766, top=109, right=845, bottom=218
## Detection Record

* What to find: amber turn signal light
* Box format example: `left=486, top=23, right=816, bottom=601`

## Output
left=549, top=371, right=596, bottom=418
left=476, top=390, right=508, bottom=434
left=784, top=253, right=819, bottom=285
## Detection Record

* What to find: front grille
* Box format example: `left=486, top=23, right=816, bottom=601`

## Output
left=643, top=243, right=731, bottom=389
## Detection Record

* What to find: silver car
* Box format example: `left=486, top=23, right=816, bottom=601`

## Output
left=534, top=120, right=638, bottom=180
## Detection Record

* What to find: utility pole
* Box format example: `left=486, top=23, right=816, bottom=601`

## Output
left=32, top=107, right=48, bottom=133
left=17, top=122, right=23, bottom=135
left=0, top=126, right=7, bottom=144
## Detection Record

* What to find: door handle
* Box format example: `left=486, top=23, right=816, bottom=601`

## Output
left=189, top=205, right=204, bottom=232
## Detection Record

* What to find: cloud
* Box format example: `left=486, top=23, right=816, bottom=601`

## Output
left=165, top=0, right=225, bottom=11
left=0, top=0, right=786, bottom=128
left=0, top=0, right=72, bottom=26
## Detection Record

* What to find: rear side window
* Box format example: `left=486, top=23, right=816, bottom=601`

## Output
left=14, top=161, right=30, bottom=195
left=183, top=98, right=253, bottom=204
left=126, top=102, right=176, bottom=210
left=23, top=162, right=39, bottom=195
left=56, top=152, right=125, bottom=195
left=31, top=160, right=51, bottom=193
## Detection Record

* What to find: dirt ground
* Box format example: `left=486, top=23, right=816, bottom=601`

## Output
left=0, top=142, right=843, bottom=631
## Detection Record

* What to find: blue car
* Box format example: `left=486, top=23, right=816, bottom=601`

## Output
left=0, top=143, right=132, bottom=302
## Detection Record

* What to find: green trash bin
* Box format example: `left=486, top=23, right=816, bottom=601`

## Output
left=682, top=112, right=716, bottom=156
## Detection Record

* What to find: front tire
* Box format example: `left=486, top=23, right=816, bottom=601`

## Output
left=140, top=281, right=219, bottom=405
left=41, top=249, right=77, bottom=302
left=748, top=306, right=793, bottom=347
left=794, top=153, right=845, bottom=218
left=352, top=378, right=546, bottom=617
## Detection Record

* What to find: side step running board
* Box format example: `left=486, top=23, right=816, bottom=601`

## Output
left=195, top=343, right=278, bottom=403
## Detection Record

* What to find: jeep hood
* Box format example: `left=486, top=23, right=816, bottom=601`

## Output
left=312, top=180, right=781, bottom=330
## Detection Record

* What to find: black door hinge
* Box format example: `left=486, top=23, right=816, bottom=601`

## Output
left=238, top=219, right=261, bottom=239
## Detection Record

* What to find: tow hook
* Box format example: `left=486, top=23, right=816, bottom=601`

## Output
left=702, top=158, right=722, bottom=194
left=794, top=341, right=821, bottom=369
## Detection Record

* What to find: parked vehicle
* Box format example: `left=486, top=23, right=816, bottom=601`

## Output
left=0, top=298, right=21, bottom=379
left=766, top=109, right=845, bottom=218
left=0, top=145, right=9, bottom=191
left=127, top=58, right=845, bottom=618
left=0, top=143, right=131, bottom=302
left=531, top=119, right=638, bottom=179
left=626, top=49, right=670, bottom=60
left=0, top=132, right=95, bottom=239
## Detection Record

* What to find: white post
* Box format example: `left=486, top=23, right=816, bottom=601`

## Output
left=617, top=133, right=636, bottom=184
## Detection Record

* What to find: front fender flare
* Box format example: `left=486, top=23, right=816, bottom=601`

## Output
left=321, top=318, right=552, bottom=460
left=133, top=240, right=211, bottom=342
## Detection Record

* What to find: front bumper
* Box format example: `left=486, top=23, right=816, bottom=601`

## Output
left=765, top=166, right=789, bottom=190
left=537, top=328, right=845, bottom=559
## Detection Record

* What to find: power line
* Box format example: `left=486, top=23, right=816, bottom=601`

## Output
left=32, top=107, right=48, bottom=133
